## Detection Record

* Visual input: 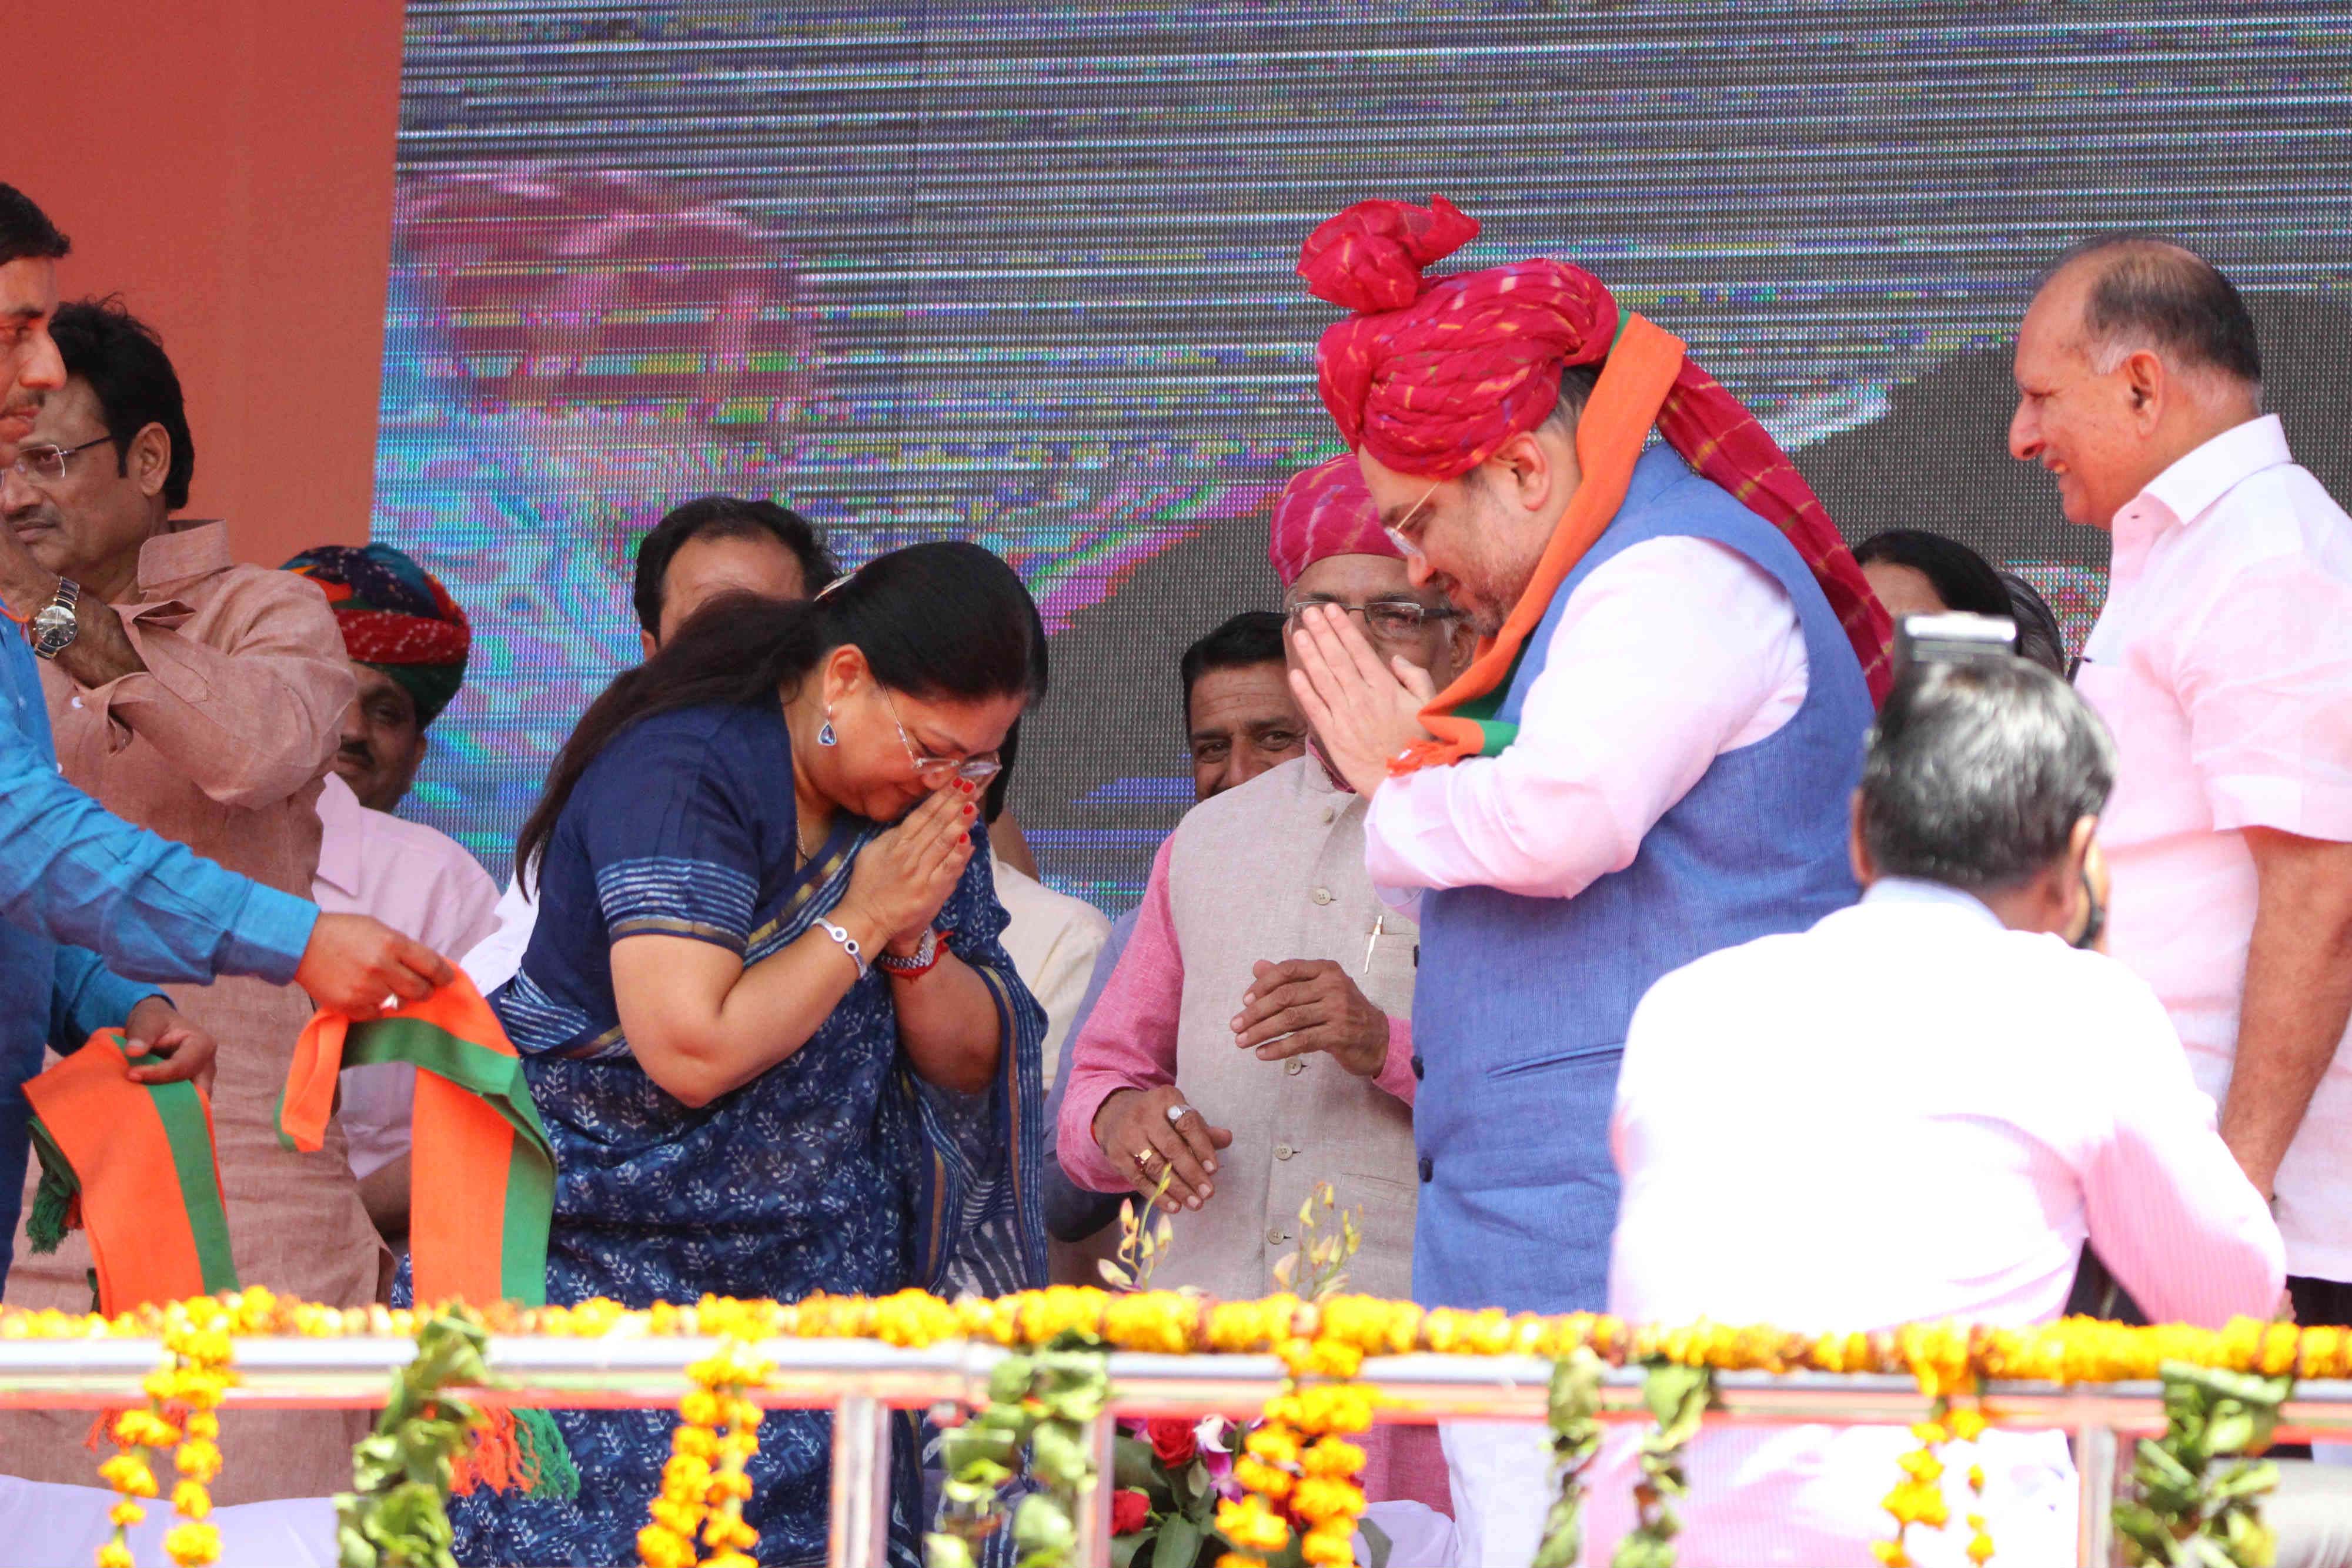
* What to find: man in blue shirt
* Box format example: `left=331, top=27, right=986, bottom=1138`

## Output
left=0, top=184, right=453, bottom=1284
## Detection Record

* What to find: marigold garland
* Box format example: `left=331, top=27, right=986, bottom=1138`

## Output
left=96, top=1295, right=252, bottom=1568
left=9, top=1289, right=2338, bottom=1568
left=638, top=1332, right=770, bottom=1568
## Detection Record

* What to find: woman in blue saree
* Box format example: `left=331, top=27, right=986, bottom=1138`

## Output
left=447, top=543, right=1050, bottom=1567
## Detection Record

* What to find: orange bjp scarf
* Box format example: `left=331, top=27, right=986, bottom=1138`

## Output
left=279, top=972, right=555, bottom=1308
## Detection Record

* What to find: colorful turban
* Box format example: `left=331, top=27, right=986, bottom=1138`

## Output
left=282, top=543, right=472, bottom=727
left=1268, top=456, right=1402, bottom=588
left=1297, top=195, right=1892, bottom=764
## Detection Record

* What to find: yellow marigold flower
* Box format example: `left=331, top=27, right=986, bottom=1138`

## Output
left=709, top=1469, right=755, bottom=1503
left=1948, top=1406, right=1988, bottom=1442
left=162, top=1520, right=222, bottom=1566
left=98, top=1542, right=136, bottom=1568
left=1967, top=1464, right=1986, bottom=1493
left=99, top=1455, right=159, bottom=1498
left=1301, top=1437, right=1366, bottom=1478
left=704, top=1554, right=759, bottom=1568
left=1870, top=1542, right=1912, bottom=1568
left=1968, top=1530, right=1995, bottom=1565
left=171, top=1480, right=213, bottom=1519
left=1215, top=1496, right=1292, bottom=1553
left=680, top=1391, right=722, bottom=1427
left=704, top=1513, right=760, bottom=1552
left=676, top=1426, right=720, bottom=1462
left=1293, top=1477, right=1368, bottom=1522
left=1897, top=1449, right=1944, bottom=1485
left=173, top=1441, right=224, bottom=1485
left=637, top=1523, right=699, bottom=1568
left=1232, top=1456, right=1294, bottom=1499
left=1244, top=1427, right=1301, bottom=1466
left=108, top=1501, right=145, bottom=1528
left=1301, top=1528, right=1357, bottom=1566
left=1909, top=1420, right=1947, bottom=1445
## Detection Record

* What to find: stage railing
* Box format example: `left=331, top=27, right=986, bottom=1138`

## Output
left=7, top=1335, right=2349, bottom=1567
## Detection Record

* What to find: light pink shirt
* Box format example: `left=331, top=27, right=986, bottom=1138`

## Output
left=2074, top=414, right=2352, bottom=1279
left=1591, top=880, right=2281, bottom=1566
left=312, top=774, right=503, bottom=1178
left=1364, top=537, right=1808, bottom=897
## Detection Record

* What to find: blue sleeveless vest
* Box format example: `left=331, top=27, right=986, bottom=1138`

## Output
left=1408, top=445, right=1872, bottom=1312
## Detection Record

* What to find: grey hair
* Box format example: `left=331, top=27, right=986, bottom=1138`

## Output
left=2047, top=233, right=2263, bottom=399
left=1860, top=657, right=2116, bottom=892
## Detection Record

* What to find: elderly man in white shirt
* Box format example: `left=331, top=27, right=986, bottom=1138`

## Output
left=2011, top=235, right=2352, bottom=1323
left=1589, top=653, right=2283, bottom=1568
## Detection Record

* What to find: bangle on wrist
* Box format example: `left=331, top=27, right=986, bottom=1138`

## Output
left=876, top=927, right=952, bottom=980
left=815, top=917, right=868, bottom=980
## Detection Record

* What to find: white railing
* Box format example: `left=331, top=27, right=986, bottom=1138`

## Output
left=7, top=1336, right=2350, bottom=1566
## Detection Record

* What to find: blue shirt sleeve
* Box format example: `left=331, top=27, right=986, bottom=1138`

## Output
left=48, top=946, right=163, bottom=1056
left=0, top=641, right=318, bottom=986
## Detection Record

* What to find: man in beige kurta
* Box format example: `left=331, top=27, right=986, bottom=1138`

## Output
left=1055, top=456, right=1473, bottom=1502
left=0, top=299, right=376, bottom=1500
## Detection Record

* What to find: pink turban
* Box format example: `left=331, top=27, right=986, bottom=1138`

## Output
left=1299, top=195, right=1618, bottom=480
left=1268, top=456, right=1403, bottom=588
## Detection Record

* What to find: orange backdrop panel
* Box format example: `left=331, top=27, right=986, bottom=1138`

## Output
left=12, top=0, right=407, bottom=566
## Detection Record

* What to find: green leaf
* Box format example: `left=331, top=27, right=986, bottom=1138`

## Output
left=1155, top=1513, right=1205, bottom=1568
left=1109, top=1527, right=1146, bottom=1568
left=1359, top=1517, right=1392, bottom=1568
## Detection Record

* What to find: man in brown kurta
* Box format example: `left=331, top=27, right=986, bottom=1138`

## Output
left=0, top=300, right=377, bottom=1500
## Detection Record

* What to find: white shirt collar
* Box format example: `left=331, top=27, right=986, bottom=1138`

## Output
left=2124, top=414, right=2293, bottom=540
left=1858, top=876, right=2004, bottom=927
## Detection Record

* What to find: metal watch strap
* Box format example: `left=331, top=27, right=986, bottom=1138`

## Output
left=875, top=927, right=943, bottom=977
left=27, top=577, right=79, bottom=660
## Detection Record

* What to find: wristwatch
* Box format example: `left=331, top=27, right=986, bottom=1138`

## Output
left=26, top=578, right=79, bottom=660
left=876, top=927, right=949, bottom=979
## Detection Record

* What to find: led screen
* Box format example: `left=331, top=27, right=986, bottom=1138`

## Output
left=377, top=1, right=2352, bottom=906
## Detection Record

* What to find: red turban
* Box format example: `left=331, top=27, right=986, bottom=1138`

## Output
left=1297, top=195, right=1892, bottom=728
left=1268, top=456, right=1402, bottom=588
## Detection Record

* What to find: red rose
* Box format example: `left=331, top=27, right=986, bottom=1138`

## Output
left=1147, top=1416, right=1198, bottom=1468
left=1110, top=1488, right=1152, bottom=1535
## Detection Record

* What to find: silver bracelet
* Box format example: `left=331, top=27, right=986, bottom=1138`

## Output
left=816, top=917, right=868, bottom=979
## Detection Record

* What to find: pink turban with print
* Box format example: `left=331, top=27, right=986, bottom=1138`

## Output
left=1267, top=456, right=1402, bottom=588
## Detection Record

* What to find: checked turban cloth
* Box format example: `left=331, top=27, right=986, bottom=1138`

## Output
left=283, top=543, right=472, bottom=727
left=1298, top=195, right=1891, bottom=709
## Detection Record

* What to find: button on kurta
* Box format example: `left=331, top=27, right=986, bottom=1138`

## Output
left=1274, top=1144, right=1294, bottom=1160
left=1284, top=1058, right=1305, bottom=1076
left=1267, top=1228, right=1285, bottom=1246
left=1311, top=887, right=1332, bottom=905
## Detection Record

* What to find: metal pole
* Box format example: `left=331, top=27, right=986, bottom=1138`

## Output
left=828, top=1392, right=893, bottom=1568
left=1070, top=1412, right=1116, bottom=1568
left=2076, top=1419, right=2117, bottom=1567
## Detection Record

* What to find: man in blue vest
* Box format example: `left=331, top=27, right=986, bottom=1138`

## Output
left=1284, top=196, right=1890, bottom=1563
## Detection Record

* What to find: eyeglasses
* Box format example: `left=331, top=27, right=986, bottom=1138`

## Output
left=5, top=436, right=111, bottom=486
left=1380, top=480, right=1442, bottom=565
left=1283, top=597, right=1458, bottom=644
left=877, top=684, right=1003, bottom=788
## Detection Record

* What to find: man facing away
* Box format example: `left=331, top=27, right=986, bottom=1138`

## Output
left=460, top=494, right=837, bottom=994
left=1589, top=655, right=2281, bottom=1567
left=2010, top=236, right=2352, bottom=1325
left=1038, top=609, right=1311, bottom=1269
left=0, top=295, right=405, bottom=1501
left=1279, top=196, right=1887, bottom=1563
left=285, top=543, right=503, bottom=1250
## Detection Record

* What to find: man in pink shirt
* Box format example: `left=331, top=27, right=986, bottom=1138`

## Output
left=2011, top=235, right=2352, bottom=1322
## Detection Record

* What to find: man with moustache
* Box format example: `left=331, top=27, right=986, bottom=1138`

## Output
left=1281, top=196, right=1887, bottom=1564
left=1058, top=456, right=1468, bottom=1510
left=2011, top=235, right=2352, bottom=1326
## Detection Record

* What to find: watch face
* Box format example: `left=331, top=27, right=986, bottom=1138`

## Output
left=31, top=604, right=75, bottom=643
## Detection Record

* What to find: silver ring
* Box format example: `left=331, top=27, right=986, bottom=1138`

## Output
left=1165, top=1102, right=1191, bottom=1126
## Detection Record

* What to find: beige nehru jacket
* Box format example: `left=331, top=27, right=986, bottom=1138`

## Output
left=1153, top=757, right=1419, bottom=1299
